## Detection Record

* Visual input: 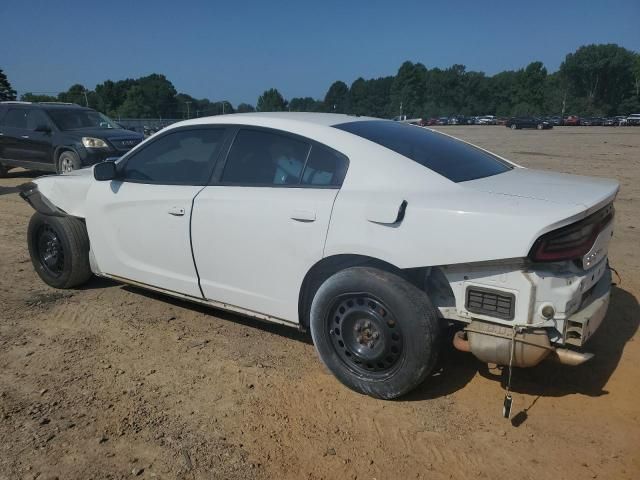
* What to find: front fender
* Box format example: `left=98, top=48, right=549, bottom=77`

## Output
left=19, top=167, right=94, bottom=218
left=19, top=182, right=67, bottom=216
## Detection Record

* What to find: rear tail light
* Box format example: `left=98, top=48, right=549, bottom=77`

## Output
left=529, top=204, right=614, bottom=262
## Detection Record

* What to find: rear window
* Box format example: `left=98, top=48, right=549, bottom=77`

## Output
left=334, top=120, right=512, bottom=182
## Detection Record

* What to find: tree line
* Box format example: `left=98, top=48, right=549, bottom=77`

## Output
left=2, top=44, right=639, bottom=119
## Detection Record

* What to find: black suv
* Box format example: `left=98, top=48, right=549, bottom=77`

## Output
left=0, top=102, right=143, bottom=176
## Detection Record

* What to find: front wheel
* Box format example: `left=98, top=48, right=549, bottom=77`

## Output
left=537, top=124, right=544, bottom=130
left=27, top=213, right=92, bottom=289
left=310, top=267, right=442, bottom=399
left=57, top=151, right=81, bottom=174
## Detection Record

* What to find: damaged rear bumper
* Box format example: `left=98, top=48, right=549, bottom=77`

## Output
left=452, top=268, right=611, bottom=367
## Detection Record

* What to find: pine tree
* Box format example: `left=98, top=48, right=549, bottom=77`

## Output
left=0, top=69, right=17, bottom=101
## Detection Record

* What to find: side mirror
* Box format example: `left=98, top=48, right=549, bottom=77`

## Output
left=35, top=124, right=51, bottom=133
left=94, top=161, right=118, bottom=181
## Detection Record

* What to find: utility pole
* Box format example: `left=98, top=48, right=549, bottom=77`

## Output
left=222, top=102, right=225, bottom=115
left=83, top=89, right=89, bottom=107
left=185, top=101, right=192, bottom=119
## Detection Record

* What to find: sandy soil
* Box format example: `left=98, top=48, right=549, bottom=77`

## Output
left=0, top=126, right=638, bottom=480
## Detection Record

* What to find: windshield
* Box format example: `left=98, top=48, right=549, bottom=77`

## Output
left=334, top=120, right=512, bottom=183
left=46, top=109, right=120, bottom=130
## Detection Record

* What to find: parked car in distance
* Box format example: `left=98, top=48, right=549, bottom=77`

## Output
left=477, top=115, right=497, bottom=125
left=436, top=117, right=449, bottom=125
left=505, top=117, right=553, bottom=130
left=546, top=116, right=562, bottom=126
left=563, top=115, right=581, bottom=126
left=626, top=113, right=640, bottom=126
left=603, top=117, right=617, bottom=126
left=19, top=112, right=617, bottom=399
left=0, top=102, right=143, bottom=176
left=580, top=117, right=603, bottom=126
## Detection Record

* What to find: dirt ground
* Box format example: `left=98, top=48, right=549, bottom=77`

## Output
left=1, top=126, right=638, bottom=480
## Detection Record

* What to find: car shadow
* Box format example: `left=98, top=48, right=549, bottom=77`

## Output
left=108, top=282, right=637, bottom=402
left=77, top=276, right=121, bottom=290
left=120, top=284, right=312, bottom=345
left=3, top=169, right=46, bottom=179
left=0, top=186, right=20, bottom=196
left=403, top=286, right=639, bottom=403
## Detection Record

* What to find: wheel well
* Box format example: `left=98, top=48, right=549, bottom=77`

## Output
left=297, top=254, right=431, bottom=330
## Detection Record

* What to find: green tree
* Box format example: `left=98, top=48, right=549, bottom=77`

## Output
left=95, top=78, right=137, bottom=116
left=58, top=84, right=90, bottom=105
left=518, top=61, right=547, bottom=113
left=288, top=97, right=323, bottom=112
left=559, top=44, right=636, bottom=114
left=257, top=88, right=286, bottom=111
left=21, top=92, right=58, bottom=102
left=236, top=103, right=255, bottom=113
left=0, top=69, right=16, bottom=101
left=323, top=81, right=349, bottom=113
left=390, top=62, right=427, bottom=117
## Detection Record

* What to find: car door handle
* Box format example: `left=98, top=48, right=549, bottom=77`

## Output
left=21, top=135, right=30, bottom=139
left=168, top=206, right=185, bottom=216
left=290, top=209, right=316, bottom=222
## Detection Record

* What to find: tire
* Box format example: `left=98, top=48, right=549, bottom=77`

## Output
left=537, top=124, right=544, bottom=130
left=0, top=163, right=8, bottom=178
left=27, top=212, right=92, bottom=289
left=510, top=124, right=517, bottom=130
left=310, top=267, right=442, bottom=399
left=57, top=150, right=81, bottom=174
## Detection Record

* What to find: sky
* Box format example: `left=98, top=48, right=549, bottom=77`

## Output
left=1, top=0, right=639, bottom=106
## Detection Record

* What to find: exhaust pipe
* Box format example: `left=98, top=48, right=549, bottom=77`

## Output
left=549, top=348, right=594, bottom=366
left=452, top=326, right=595, bottom=367
left=453, top=331, right=471, bottom=352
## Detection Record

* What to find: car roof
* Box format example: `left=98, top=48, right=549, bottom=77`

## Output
left=0, top=102, right=89, bottom=111
left=177, top=112, right=379, bottom=128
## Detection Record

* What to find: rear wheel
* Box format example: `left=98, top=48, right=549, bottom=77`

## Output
left=27, top=213, right=92, bottom=289
left=310, top=267, right=441, bottom=399
left=57, top=151, right=81, bottom=174
left=510, top=123, right=517, bottom=130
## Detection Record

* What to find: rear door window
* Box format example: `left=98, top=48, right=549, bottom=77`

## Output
left=26, top=110, right=52, bottom=130
left=334, top=120, right=511, bottom=182
left=221, top=129, right=311, bottom=185
left=301, top=144, right=348, bottom=187
left=2, top=109, right=28, bottom=129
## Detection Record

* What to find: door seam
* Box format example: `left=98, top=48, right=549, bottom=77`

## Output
left=189, top=185, right=207, bottom=299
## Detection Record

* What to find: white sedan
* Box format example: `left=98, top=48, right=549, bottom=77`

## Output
left=20, top=113, right=618, bottom=399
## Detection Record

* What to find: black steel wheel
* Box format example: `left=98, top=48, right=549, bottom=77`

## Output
left=329, top=295, right=404, bottom=375
left=35, top=224, right=65, bottom=278
left=27, top=212, right=92, bottom=289
left=310, top=266, right=442, bottom=399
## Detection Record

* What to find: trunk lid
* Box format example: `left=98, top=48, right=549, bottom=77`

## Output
left=462, top=168, right=619, bottom=212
